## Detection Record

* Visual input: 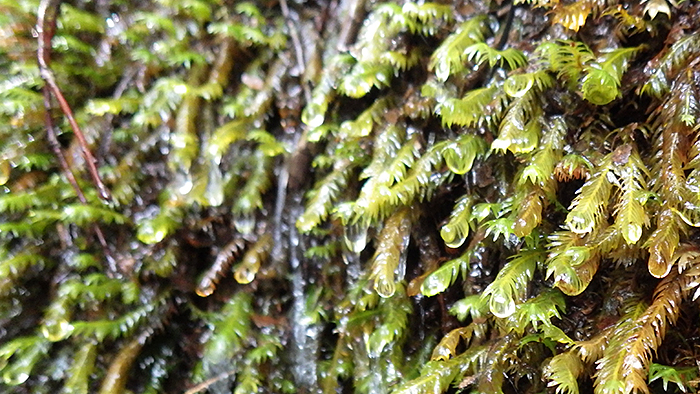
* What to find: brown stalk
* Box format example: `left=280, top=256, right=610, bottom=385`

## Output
left=37, top=0, right=111, bottom=201
left=37, top=0, right=116, bottom=274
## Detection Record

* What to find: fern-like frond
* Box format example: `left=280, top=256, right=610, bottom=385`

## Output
left=297, top=164, right=353, bottom=233
left=648, top=363, right=699, bottom=393
left=450, top=294, right=489, bottom=322
left=421, top=250, right=472, bottom=297
left=538, top=40, right=594, bottom=86
left=389, top=140, right=453, bottom=207
left=234, top=233, right=272, bottom=284
left=611, top=144, right=650, bottom=245
left=483, top=249, right=542, bottom=318
left=60, top=204, right=128, bottom=226
left=492, top=88, right=542, bottom=154
left=505, top=289, right=566, bottom=335
left=440, top=194, right=476, bottom=249
left=429, top=16, right=489, bottom=82
left=464, top=42, right=528, bottom=69
left=645, top=208, right=681, bottom=278
left=436, top=86, right=502, bottom=128
left=565, top=155, right=614, bottom=234
left=642, top=32, right=700, bottom=97
left=339, top=62, right=394, bottom=98
left=199, top=292, right=252, bottom=367
left=369, top=208, right=412, bottom=298
left=431, top=325, right=478, bottom=361
left=136, top=205, right=183, bottom=244
left=503, top=70, right=555, bottom=98
left=546, top=230, right=599, bottom=296
left=0, top=335, right=51, bottom=385
left=593, top=301, right=647, bottom=394
left=0, top=250, right=47, bottom=285
left=71, top=294, right=169, bottom=342
left=352, top=134, right=419, bottom=225
left=232, top=150, right=272, bottom=220
left=341, top=98, right=393, bottom=141
left=367, top=286, right=412, bottom=356
left=61, top=341, right=97, bottom=394
left=582, top=46, right=643, bottom=105
left=519, top=115, right=566, bottom=192
left=545, top=351, right=585, bottom=394
left=391, top=351, right=480, bottom=394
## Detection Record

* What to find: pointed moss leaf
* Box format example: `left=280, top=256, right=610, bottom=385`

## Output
left=431, top=326, right=473, bottom=361
left=202, top=292, right=252, bottom=364
left=392, top=352, right=472, bottom=394
left=437, top=86, right=500, bottom=128
left=421, top=251, right=471, bottom=297
left=504, top=74, right=535, bottom=98
left=582, top=67, right=619, bottom=105
left=646, top=209, right=679, bottom=278
left=0, top=336, right=50, bottom=386
left=429, top=16, right=488, bottom=82
left=61, top=341, right=96, bottom=394
left=642, top=33, right=700, bottom=97
left=483, top=250, right=540, bottom=318
left=544, top=351, right=583, bottom=394
left=370, top=208, right=412, bottom=298
left=137, top=207, right=181, bottom=244
left=441, top=194, right=475, bottom=248
left=207, top=119, right=248, bottom=163
left=368, top=290, right=411, bottom=357
left=449, top=294, right=488, bottom=321
left=649, top=363, right=698, bottom=392
left=61, top=204, right=128, bottom=226
left=464, top=43, right=527, bottom=69
left=565, top=157, right=614, bottom=234
left=297, top=166, right=351, bottom=233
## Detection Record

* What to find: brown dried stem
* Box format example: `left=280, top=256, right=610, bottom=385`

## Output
left=37, top=0, right=115, bottom=273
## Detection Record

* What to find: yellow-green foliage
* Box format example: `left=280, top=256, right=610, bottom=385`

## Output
left=3, top=0, right=700, bottom=393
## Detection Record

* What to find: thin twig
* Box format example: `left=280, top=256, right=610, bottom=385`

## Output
left=183, top=369, right=237, bottom=394
left=37, top=0, right=112, bottom=201
left=279, top=0, right=312, bottom=104
left=37, top=0, right=116, bottom=274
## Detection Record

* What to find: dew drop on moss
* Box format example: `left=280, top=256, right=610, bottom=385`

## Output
left=344, top=225, right=368, bottom=253
left=440, top=225, right=467, bottom=249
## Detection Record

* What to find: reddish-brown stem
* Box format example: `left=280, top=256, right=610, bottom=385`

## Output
left=37, top=0, right=115, bottom=274
left=37, top=0, right=111, bottom=201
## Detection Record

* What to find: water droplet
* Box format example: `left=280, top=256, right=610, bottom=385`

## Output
left=234, top=216, right=256, bottom=234
left=302, top=103, right=325, bottom=128
left=440, top=225, right=467, bottom=249
left=41, top=320, right=74, bottom=341
left=421, top=272, right=448, bottom=297
left=204, top=164, right=224, bottom=206
left=343, top=225, right=368, bottom=253
left=623, top=223, right=642, bottom=244
left=489, top=291, right=516, bottom=318
left=137, top=220, right=168, bottom=244
left=374, top=280, right=396, bottom=298
left=3, top=371, right=29, bottom=385
left=234, top=266, right=256, bottom=284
